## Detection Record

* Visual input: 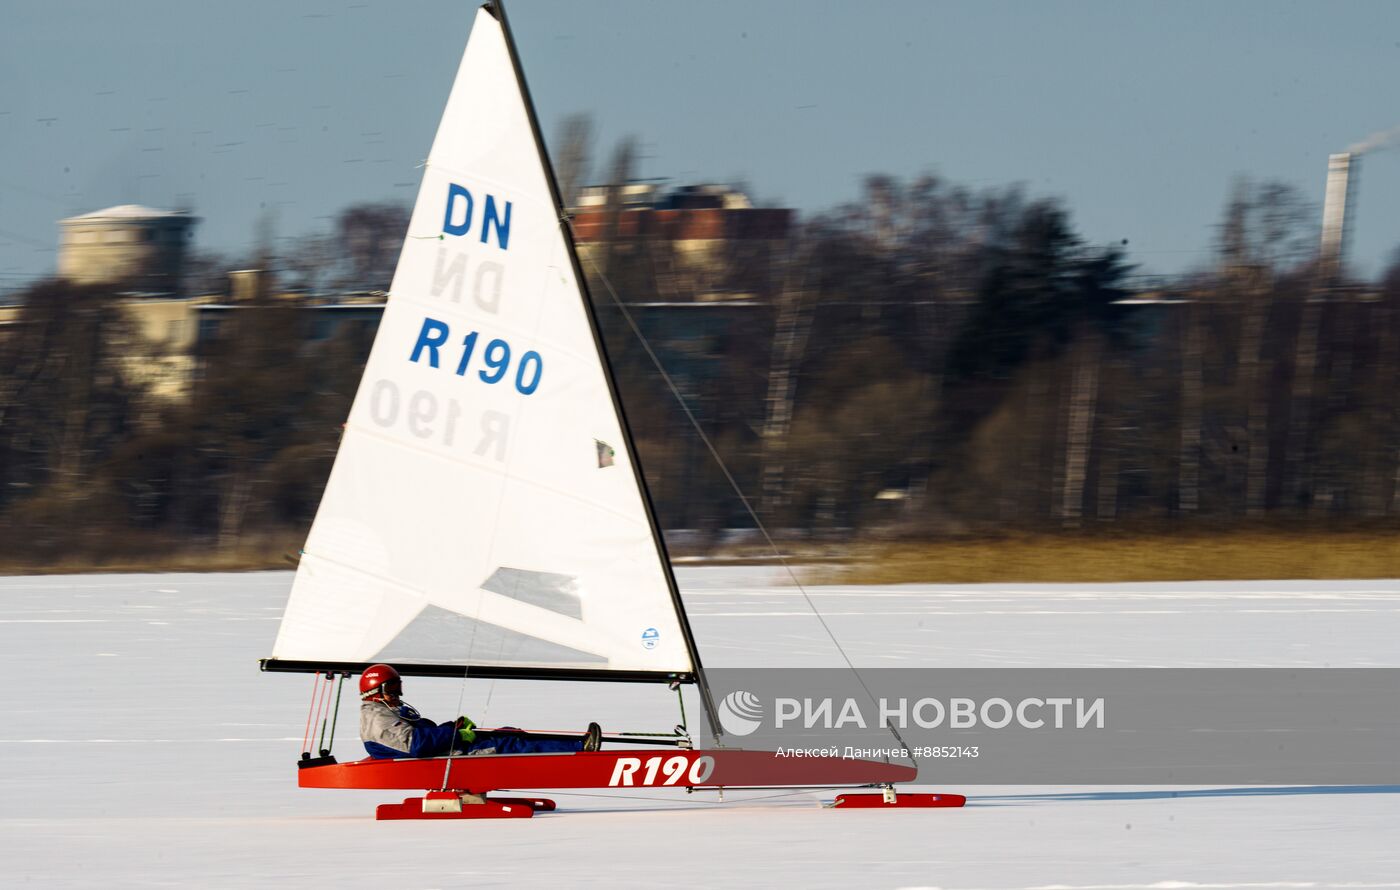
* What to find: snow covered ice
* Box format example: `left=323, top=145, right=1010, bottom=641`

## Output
left=3, top=567, right=1399, bottom=887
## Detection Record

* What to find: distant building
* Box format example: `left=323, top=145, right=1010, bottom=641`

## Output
left=58, top=204, right=197, bottom=293
left=570, top=184, right=791, bottom=303
left=116, top=296, right=208, bottom=402
left=21, top=188, right=791, bottom=404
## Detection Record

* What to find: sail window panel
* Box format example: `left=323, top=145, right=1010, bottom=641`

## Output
left=373, top=605, right=606, bottom=668
left=482, top=567, right=583, bottom=619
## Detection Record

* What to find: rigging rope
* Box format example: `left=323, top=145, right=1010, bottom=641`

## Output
left=315, top=671, right=335, bottom=755
left=573, top=235, right=915, bottom=763
left=440, top=665, right=474, bottom=791
left=674, top=682, right=688, bottom=734
left=301, top=671, right=324, bottom=755
left=325, top=672, right=345, bottom=755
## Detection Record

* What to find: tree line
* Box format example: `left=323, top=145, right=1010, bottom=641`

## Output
left=1, top=169, right=1397, bottom=566
left=590, top=170, right=1400, bottom=539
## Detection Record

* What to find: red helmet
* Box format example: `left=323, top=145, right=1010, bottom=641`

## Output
left=359, top=663, right=402, bottom=701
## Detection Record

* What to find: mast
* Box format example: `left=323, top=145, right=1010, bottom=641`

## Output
left=488, top=0, right=722, bottom=740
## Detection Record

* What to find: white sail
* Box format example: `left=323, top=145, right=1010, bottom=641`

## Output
left=268, top=6, right=694, bottom=676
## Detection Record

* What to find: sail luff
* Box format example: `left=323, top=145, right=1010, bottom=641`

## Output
left=488, top=0, right=719, bottom=735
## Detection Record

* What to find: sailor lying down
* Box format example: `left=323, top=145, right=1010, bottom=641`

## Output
left=357, top=663, right=601, bottom=758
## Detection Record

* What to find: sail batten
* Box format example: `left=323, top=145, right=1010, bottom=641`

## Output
left=267, top=5, right=697, bottom=680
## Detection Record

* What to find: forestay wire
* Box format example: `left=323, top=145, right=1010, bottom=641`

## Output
left=571, top=226, right=914, bottom=763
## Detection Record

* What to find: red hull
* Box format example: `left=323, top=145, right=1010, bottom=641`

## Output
left=300, top=749, right=915, bottom=793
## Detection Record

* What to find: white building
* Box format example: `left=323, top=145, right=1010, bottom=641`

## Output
left=58, top=204, right=197, bottom=293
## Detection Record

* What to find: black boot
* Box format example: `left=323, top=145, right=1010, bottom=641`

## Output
left=583, top=721, right=602, bottom=752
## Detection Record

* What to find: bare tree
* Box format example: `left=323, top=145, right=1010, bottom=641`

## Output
left=590, top=136, right=638, bottom=286
left=184, top=249, right=234, bottom=297
left=1179, top=304, right=1203, bottom=513
left=1094, top=352, right=1123, bottom=521
left=281, top=233, right=338, bottom=295
left=1217, top=179, right=1313, bottom=514
left=335, top=202, right=410, bottom=292
left=553, top=113, right=593, bottom=211
left=760, top=243, right=815, bottom=515
left=1061, top=331, right=1103, bottom=527
left=0, top=280, right=144, bottom=516
left=1286, top=292, right=1324, bottom=510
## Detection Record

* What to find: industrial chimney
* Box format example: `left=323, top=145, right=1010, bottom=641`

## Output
left=1319, top=152, right=1358, bottom=280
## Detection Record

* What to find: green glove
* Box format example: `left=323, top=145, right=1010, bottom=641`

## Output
left=457, top=716, right=476, bottom=744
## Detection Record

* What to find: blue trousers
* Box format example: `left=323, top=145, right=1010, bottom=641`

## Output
left=466, top=730, right=582, bottom=755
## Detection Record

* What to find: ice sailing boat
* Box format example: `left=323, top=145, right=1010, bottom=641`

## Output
left=261, top=1, right=960, bottom=819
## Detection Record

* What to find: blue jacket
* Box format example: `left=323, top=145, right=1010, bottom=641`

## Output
left=359, top=701, right=459, bottom=759
left=359, top=701, right=585, bottom=759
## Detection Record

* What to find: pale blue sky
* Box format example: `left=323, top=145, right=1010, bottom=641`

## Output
left=3, top=0, right=1399, bottom=290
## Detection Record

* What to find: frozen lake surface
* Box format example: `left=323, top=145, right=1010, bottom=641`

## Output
left=3, top=568, right=1399, bottom=887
